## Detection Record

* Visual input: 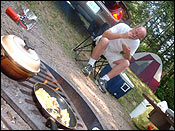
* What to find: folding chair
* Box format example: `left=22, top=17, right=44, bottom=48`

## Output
left=73, top=23, right=110, bottom=80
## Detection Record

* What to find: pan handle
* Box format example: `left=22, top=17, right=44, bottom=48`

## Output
left=46, top=117, right=58, bottom=130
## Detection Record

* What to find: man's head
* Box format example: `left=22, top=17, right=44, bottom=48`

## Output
left=129, top=26, right=147, bottom=40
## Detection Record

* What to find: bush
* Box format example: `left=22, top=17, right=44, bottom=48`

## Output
left=155, top=76, right=174, bottom=110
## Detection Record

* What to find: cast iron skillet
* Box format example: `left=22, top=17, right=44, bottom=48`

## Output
left=32, top=83, right=77, bottom=130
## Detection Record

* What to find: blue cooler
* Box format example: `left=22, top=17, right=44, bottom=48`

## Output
left=99, top=64, right=134, bottom=99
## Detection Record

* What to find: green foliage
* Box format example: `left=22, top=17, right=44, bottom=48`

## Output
left=124, top=1, right=150, bottom=27
left=155, top=76, right=174, bottom=110
left=136, top=42, right=148, bottom=52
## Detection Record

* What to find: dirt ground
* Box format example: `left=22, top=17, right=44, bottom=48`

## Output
left=1, top=1, right=137, bottom=130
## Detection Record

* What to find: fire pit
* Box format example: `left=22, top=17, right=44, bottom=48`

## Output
left=1, top=59, right=104, bottom=130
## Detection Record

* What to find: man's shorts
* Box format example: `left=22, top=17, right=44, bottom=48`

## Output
left=94, top=36, right=124, bottom=68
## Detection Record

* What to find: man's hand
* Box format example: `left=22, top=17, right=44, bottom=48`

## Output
left=121, top=32, right=131, bottom=39
left=122, top=44, right=130, bottom=53
left=121, top=43, right=131, bottom=61
left=121, top=31, right=136, bottom=39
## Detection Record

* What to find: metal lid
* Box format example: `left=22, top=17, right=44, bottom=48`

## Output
left=1, top=35, right=40, bottom=73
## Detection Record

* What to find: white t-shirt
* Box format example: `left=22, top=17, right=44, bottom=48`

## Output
left=102, top=23, right=140, bottom=67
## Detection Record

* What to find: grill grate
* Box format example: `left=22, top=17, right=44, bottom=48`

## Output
left=1, top=62, right=87, bottom=130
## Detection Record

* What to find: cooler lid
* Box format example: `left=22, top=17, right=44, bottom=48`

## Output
left=120, top=72, right=135, bottom=88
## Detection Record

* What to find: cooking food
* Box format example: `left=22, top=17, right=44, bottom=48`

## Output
left=35, top=88, right=70, bottom=127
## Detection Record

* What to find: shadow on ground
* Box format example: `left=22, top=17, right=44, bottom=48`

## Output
left=55, top=1, right=89, bottom=35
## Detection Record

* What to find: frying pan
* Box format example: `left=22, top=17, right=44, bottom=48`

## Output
left=32, top=83, right=77, bottom=130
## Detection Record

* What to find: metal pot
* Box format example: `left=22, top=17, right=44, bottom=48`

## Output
left=1, top=35, right=40, bottom=81
left=33, top=83, right=77, bottom=130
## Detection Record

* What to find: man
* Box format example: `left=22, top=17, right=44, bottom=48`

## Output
left=82, top=23, right=147, bottom=93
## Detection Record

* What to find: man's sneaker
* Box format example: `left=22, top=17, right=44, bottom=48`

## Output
left=98, top=78, right=107, bottom=93
left=82, top=64, right=93, bottom=76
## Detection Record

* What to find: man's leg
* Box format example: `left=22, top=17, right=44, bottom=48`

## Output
left=107, top=59, right=130, bottom=79
left=82, top=37, right=109, bottom=76
left=91, top=37, right=109, bottom=60
left=98, top=59, right=130, bottom=93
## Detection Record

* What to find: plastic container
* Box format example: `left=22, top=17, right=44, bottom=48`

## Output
left=130, top=99, right=150, bottom=118
left=99, top=64, right=134, bottom=99
left=6, top=7, right=20, bottom=21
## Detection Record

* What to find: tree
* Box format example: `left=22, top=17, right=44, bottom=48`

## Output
left=124, top=1, right=174, bottom=109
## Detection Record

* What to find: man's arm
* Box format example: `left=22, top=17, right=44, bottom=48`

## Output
left=102, top=29, right=133, bottom=40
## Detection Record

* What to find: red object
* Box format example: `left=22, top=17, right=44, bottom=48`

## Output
left=6, top=7, right=20, bottom=21
left=147, top=123, right=154, bottom=130
left=112, top=10, right=123, bottom=20
left=19, top=21, right=27, bottom=29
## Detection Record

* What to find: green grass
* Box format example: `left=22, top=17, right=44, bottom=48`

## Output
left=119, top=69, right=161, bottom=114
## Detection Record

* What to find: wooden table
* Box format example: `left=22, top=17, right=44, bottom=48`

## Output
left=142, top=93, right=174, bottom=130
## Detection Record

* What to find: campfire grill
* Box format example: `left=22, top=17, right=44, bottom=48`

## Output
left=1, top=60, right=104, bottom=130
